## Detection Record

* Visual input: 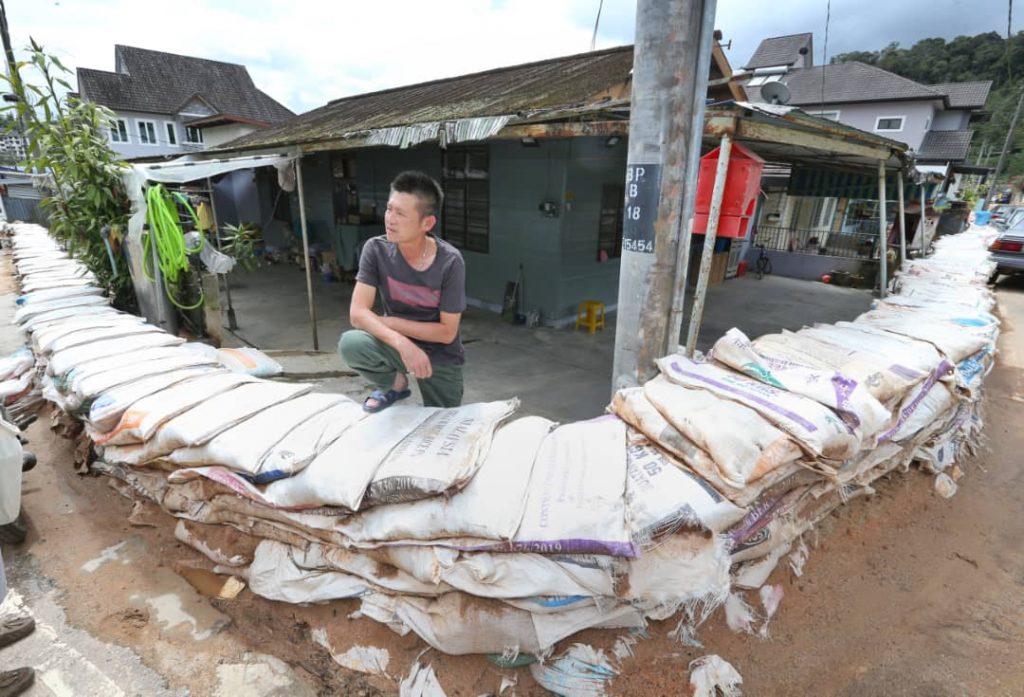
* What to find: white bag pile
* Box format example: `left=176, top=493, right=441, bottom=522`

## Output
left=4, top=221, right=1000, bottom=662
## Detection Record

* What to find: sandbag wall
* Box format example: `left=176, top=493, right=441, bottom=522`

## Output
left=2, top=220, right=999, bottom=661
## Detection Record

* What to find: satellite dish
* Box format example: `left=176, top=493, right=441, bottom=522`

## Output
left=761, top=81, right=791, bottom=105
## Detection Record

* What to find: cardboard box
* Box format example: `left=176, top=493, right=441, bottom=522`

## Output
left=709, top=252, right=728, bottom=285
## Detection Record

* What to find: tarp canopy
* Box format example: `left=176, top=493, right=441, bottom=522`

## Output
left=131, top=151, right=298, bottom=184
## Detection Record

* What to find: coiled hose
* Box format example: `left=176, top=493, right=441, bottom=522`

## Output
left=143, top=184, right=205, bottom=310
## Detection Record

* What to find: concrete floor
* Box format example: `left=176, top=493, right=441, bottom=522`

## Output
left=219, top=263, right=873, bottom=423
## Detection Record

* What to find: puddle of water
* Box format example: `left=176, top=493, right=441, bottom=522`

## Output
left=80, top=540, right=129, bottom=573
left=139, top=593, right=215, bottom=641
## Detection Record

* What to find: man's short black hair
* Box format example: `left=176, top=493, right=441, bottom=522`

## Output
left=391, top=171, right=444, bottom=218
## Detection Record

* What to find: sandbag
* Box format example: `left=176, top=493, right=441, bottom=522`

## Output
left=642, top=376, right=803, bottom=488
left=657, top=355, right=859, bottom=462
left=96, top=372, right=258, bottom=445
left=505, top=416, right=634, bottom=557
left=103, top=381, right=311, bottom=465
left=13, top=294, right=107, bottom=324
left=625, top=437, right=745, bottom=542
left=876, top=361, right=959, bottom=444
left=247, top=540, right=371, bottom=603
left=32, top=314, right=147, bottom=353
left=362, top=399, right=519, bottom=506
left=48, top=333, right=185, bottom=377
left=21, top=305, right=119, bottom=333
left=165, top=393, right=352, bottom=480
left=0, top=349, right=34, bottom=382
left=257, top=400, right=374, bottom=480
left=15, top=286, right=103, bottom=306
left=86, top=366, right=230, bottom=433
left=336, top=416, right=553, bottom=545
left=67, top=353, right=225, bottom=413
left=712, top=328, right=890, bottom=439
left=44, top=323, right=166, bottom=356
left=853, top=312, right=989, bottom=363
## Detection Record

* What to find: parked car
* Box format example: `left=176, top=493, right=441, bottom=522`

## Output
left=991, top=204, right=1020, bottom=229
left=989, top=224, right=1024, bottom=283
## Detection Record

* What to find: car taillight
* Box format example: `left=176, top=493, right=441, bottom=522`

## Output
left=990, top=239, right=1023, bottom=252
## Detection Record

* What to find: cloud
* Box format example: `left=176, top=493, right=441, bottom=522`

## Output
left=6, top=0, right=1015, bottom=115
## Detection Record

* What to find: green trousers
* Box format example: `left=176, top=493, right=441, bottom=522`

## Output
left=338, top=329, right=464, bottom=408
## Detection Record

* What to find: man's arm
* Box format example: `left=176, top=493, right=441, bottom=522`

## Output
left=379, top=312, right=460, bottom=345
left=349, top=282, right=433, bottom=378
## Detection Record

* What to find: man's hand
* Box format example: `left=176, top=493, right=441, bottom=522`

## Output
left=398, top=338, right=433, bottom=380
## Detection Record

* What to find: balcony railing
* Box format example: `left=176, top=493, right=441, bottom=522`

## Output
left=754, top=225, right=881, bottom=260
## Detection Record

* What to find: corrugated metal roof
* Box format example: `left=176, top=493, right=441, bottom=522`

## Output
left=218, top=46, right=636, bottom=152
left=930, top=81, right=992, bottom=109
left=916, top=130, right=974, bottom=162
left=744, top=33, right=813, bottom=69
left=77, top=45, right=294, bottom=124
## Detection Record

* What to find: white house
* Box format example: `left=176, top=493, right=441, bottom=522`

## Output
left=77, top=46, right=294, bottom=160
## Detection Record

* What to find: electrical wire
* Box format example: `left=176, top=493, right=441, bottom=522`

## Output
left=143, top=183, right=205, bottom=310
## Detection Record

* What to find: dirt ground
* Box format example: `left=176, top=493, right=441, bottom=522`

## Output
left=4, top=279, right=1023, bottom=696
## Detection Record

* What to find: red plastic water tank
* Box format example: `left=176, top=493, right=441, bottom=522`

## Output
left=693, top=142, right=765, bottom=237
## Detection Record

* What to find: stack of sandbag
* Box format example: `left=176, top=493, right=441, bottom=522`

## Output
left=610, top=225, right=999, bottom=597
left=6, top=221, right=739, bottom=658
left=5, top=221, right=1000, bottom=659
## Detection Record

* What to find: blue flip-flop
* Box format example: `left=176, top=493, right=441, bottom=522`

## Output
left=362, top=388, right=412, bottom=413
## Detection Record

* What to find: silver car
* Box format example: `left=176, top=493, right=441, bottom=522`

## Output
left=989, top=224, right=1024, bottom=282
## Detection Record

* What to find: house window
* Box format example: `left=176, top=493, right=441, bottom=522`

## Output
left=137, top=120, right=157, bottom=145
left=597, top=184, right=624, bottom=261
left=109, top=119, right=128, bottom=143
left=874, top=116, right=904, bottom=132
left=809, top=110, right=840, bottom=121
left=441, top=146, right=489, bottom=253
left=165, top=122, right=177, bottom=146
left=185, top=126, right=204, bottom=144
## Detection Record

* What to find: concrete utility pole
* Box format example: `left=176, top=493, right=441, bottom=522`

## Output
left=986, top=84, right=1024, bottom=207
left=611, top=0, right=716, bottom=391
left=0, top=0, right=28, bottom=161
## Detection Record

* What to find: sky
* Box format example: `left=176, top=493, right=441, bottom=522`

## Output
left=5, top=0, right=1016, bottom=114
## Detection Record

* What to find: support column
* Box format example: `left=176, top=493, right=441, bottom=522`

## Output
left=684, top=134, right=732, bottom=357
left=295, top=158, right=319, bottom=351
left=896, top=170, right=907, bottom=270
left=611, top=0, right=716, bottom=391
left=877, top=161, right=888, bottom=299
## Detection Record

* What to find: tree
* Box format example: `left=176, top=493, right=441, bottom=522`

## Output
left=0, top=39, right=136, bottom=310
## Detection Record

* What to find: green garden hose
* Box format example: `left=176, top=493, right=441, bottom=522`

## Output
left=143, top=184, right=205, bottom=310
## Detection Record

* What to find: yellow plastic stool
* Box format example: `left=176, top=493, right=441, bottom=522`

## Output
left=575, top=300, right=606, bottom=334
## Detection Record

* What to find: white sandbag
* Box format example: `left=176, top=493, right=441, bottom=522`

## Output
left=68, top=353, right=225, bottom=412
left=359, top=591, right=644, bottom=656
left=713, top=328, right=890, bottom=438
left=60, top=344, right=207, bottom=392
left=13, top=294, right=107, bottom=324
left=109, top=381, right=312, bottom=465
left=336, top=416, right=553, bottom=545
left=15, top=285, right=103, bottom=306
left=876, top=363, right=959, bottom=444
left=854, top=312, right=988, bottom=363
left=45, top=323, right=167, bottom=355
left=0, top=349, right=34, bottom=382
left=658, top=355, right=859, bottom=461
left=625, top=438, right=745, bottom=541
left=20, top=276, right=95, bottom=294
left=247, top=540, right=371, bottom=603
left=363, top=399, right=519, bottom=506
left=0, top=371, right=33, bottom=402
left=643, top=376, right=803, bottom=488
left=32, top=314, right=147, bottom=354
left=257, top=400, right=373, bottom=479
left=49, top=332, right=185, bottom=376
left=20, top=305, right=118, bottom=333
left=95, top=372, right=258, bottom=445
left=506, top=416, right=634, bottom=557
left=530, top=644, right=618, bottom=697
left=215, top=347, right=284, bottom=377
left=165, top=393, right=351, bottom=480
left=245, top=406, right=437, bottom=511
left=86, top=366, right=229, bottom=433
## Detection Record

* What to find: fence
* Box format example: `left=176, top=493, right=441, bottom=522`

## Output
left=753, top=225, right=880, bottom=260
